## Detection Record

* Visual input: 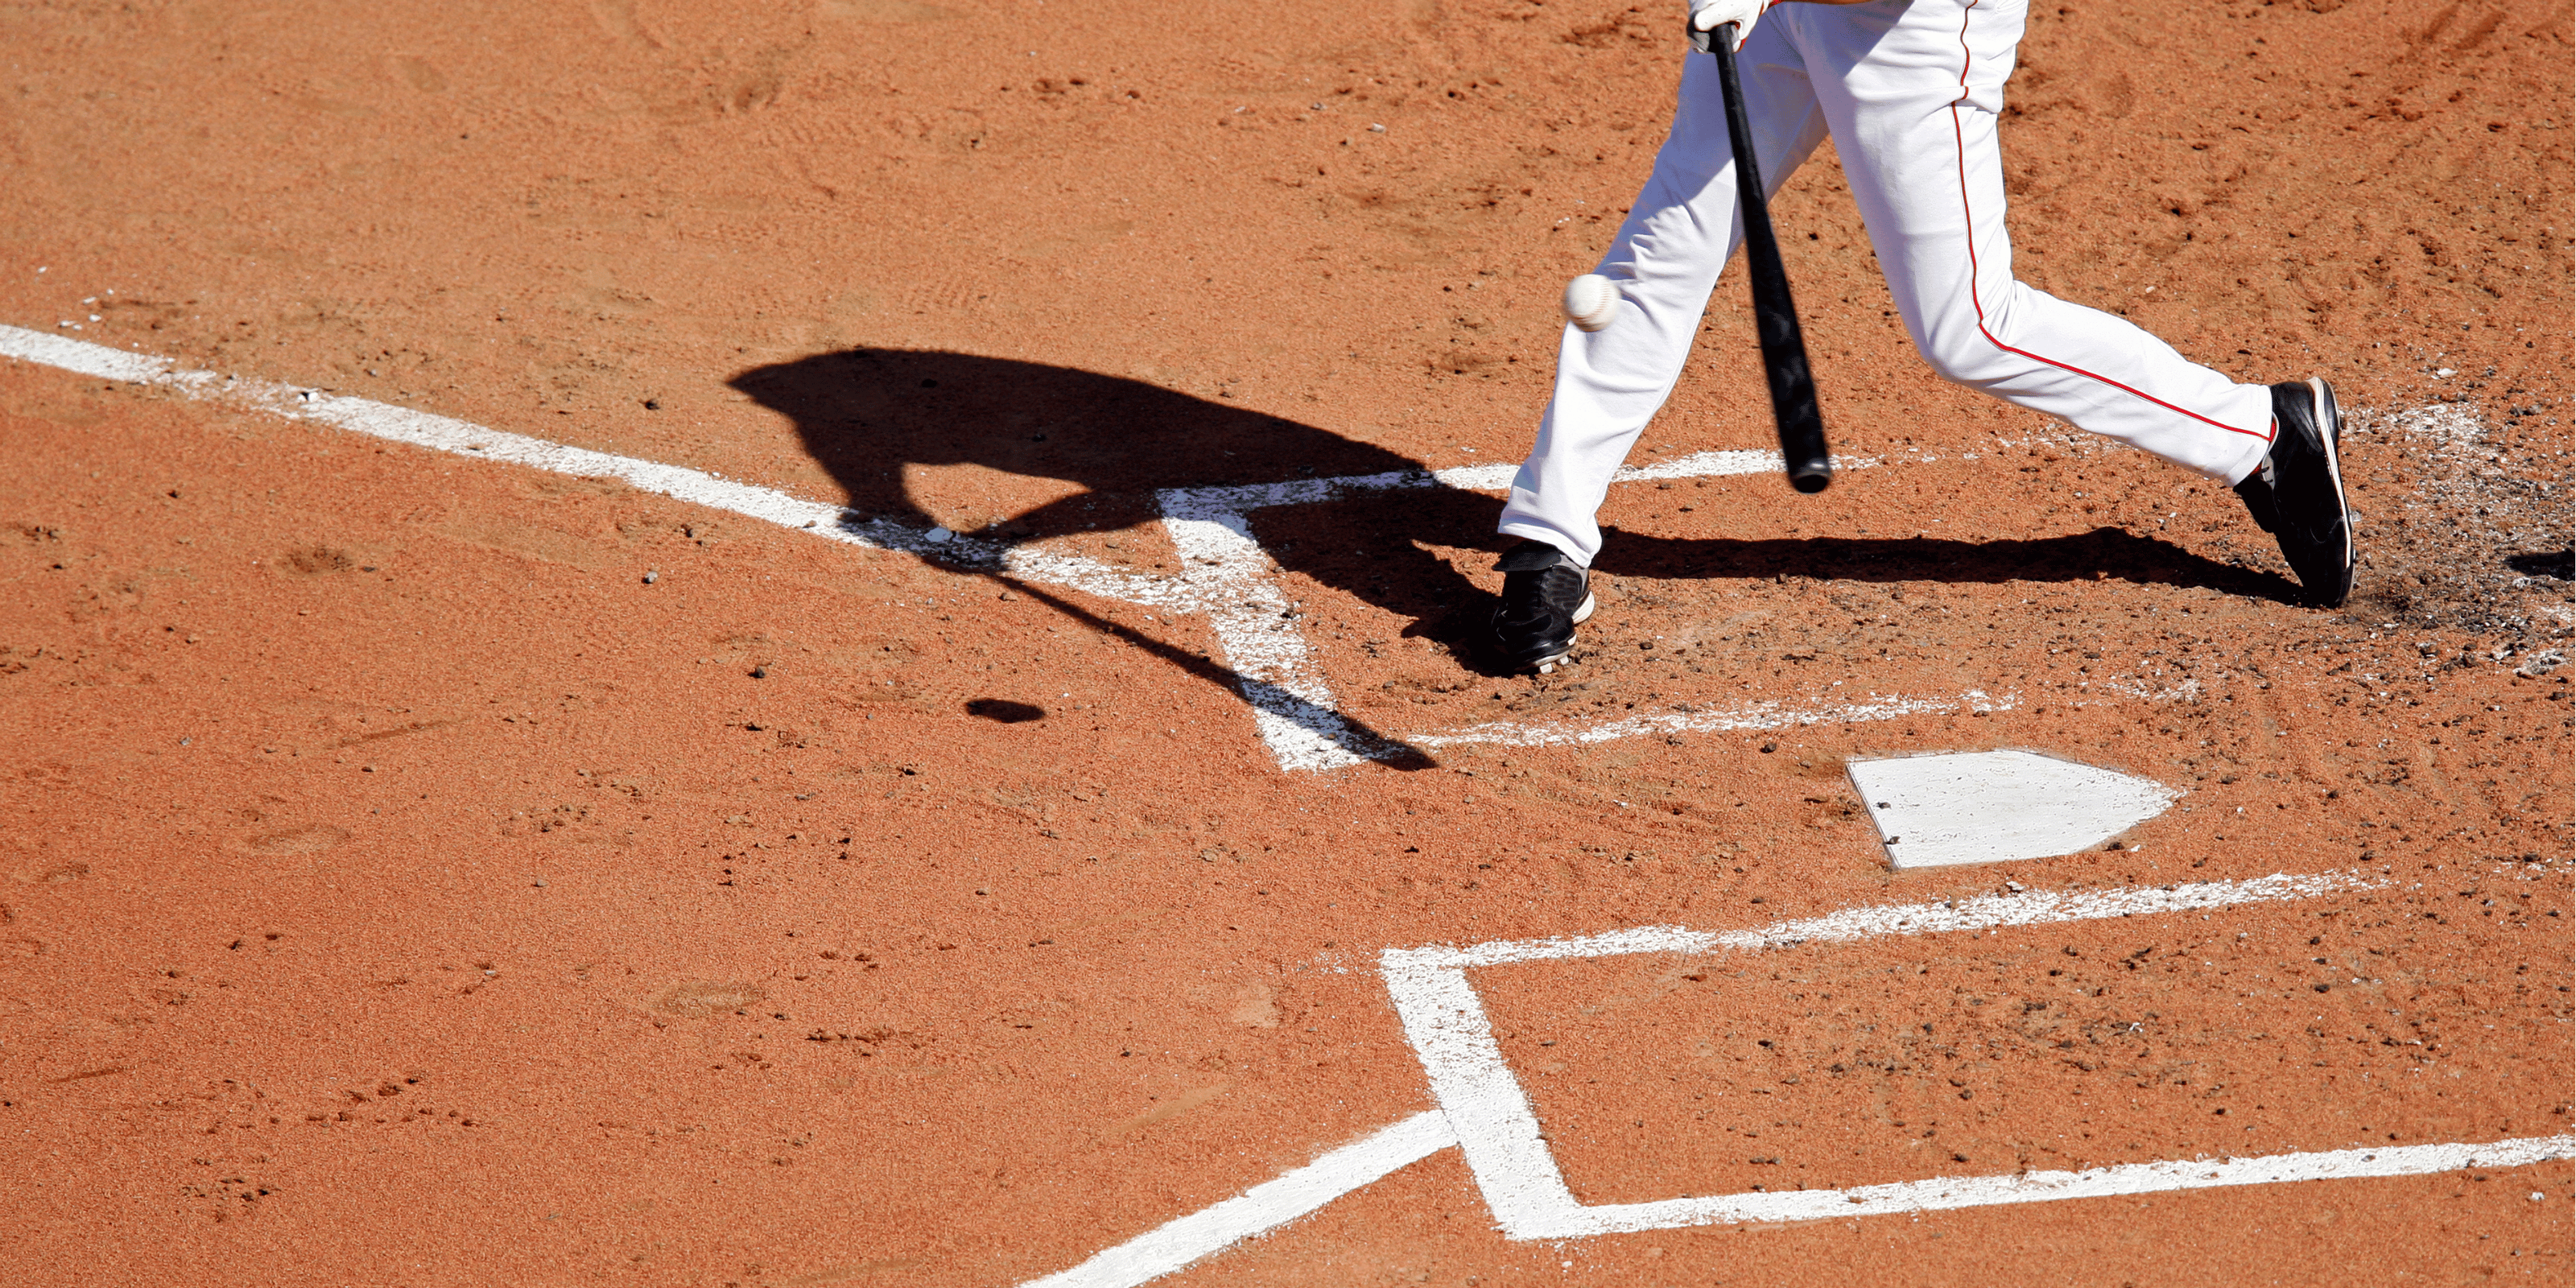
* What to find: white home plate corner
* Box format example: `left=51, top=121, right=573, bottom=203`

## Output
left=1847, top=749, right=2180, bottom=869
left=1018, top=870, right=2576, bottom=1288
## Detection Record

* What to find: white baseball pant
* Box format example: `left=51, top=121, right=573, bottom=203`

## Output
left=1498, top=0, right=2280, bottom=567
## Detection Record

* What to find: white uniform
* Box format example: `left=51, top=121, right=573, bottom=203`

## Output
left=1499, top=0, right=2278, bottom=566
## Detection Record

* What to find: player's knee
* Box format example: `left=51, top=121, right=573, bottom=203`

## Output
left=1911, top=324, right=2002, bottom=387
left=1909, top=291, right=2021, bottom=386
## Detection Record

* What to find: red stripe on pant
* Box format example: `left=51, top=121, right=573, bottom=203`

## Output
left=1942, top=2, right=2272, bottom=444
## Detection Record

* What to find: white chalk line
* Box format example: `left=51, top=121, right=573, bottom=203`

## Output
left=1157, top=447, right=1862, bottom=518
left=1550, top=1136, right=2576, bottom=1236
left=1158, top=452, right=1884, bottom=770
left=1027, top=1120, right=2574, bottom=1288
left=0, top=324, right=1197, bottom=609
left=1019, top=1110, right=1457, bottom=1288
left=1381, top=869, right=2404, bottom=1237
left=1157, top=490, right=1393, bottom=772
left=1018, top=869, right=2576, bottom=1286
left=1409, top=688, right=2014, bottom=749
left=1406, top=675, right=2198, bottom=752
left=1378, top=868, right=2378, bottom=975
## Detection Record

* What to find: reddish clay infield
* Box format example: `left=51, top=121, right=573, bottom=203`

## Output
left=0, top=1, right=2569, bottom=1285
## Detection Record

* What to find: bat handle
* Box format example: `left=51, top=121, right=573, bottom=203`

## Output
left=1685, top=16, right=1739, bottom=56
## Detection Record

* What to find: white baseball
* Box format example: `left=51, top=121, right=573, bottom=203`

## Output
left=1563, top=274, right=1620, bottom=332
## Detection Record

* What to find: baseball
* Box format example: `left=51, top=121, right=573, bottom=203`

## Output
left=1563, top=273, right=1619, bottom=332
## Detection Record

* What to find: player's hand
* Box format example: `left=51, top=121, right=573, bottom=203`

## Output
left=1685, top=0, right=1769, bottom=51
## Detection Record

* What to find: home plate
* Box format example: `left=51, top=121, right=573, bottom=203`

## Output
left=1847, top=750, right=2178, bottom=869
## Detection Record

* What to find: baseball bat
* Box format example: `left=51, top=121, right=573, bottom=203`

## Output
left=1701, top=19, right=1832, bottom=493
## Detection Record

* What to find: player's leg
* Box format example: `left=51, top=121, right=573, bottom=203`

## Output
left=1492, top=33, right=1831, bottom=671
left=1800, top=0, right=2271, bottom=474
left=1798, top=0, right=2352, bottom=605
left=1500, top=43, right=1829, bottom=568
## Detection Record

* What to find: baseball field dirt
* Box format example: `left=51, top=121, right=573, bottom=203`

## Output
left=0, top=1, right=2568, bottom=1285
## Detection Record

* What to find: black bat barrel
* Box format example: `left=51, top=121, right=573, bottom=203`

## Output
left=1707, top=21, right=1833, bottom=493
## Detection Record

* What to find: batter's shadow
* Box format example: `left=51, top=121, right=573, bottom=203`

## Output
left=731, top=347, right=1470, bottom=765
left=1310, top=489, right=2306, bottom=679
left=1592, top=526, right=2303, bottom=600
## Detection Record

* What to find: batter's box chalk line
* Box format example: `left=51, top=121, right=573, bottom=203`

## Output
left=1024, top=869, right=2576, bottom=1288
left=3, top=324, right=2196, bottom=770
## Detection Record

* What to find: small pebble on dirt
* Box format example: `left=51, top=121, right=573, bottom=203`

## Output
left=749, top=667, right=767, bottom=679
left=642, top=571, right=658, bottom=584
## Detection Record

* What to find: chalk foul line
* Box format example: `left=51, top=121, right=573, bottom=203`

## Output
left=0, top=324, right=1202, bottom=609
left=1017, top=1109, right=1457, bottom=1288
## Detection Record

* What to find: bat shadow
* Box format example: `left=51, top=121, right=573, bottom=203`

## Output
left=733, top=346, right=1457, bottom=766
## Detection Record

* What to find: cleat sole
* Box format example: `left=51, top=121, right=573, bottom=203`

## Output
left=2299, top=377, right=2355, bottom=608
left=2311, top=377, right=2354, bottom=577
left=1521, top=595, right=1596, bottom=671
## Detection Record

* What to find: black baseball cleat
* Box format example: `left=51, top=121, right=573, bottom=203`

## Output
left=2232, top=377, right=2355, bottom=608
left=1491, top=539, right=1595, bottom=673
